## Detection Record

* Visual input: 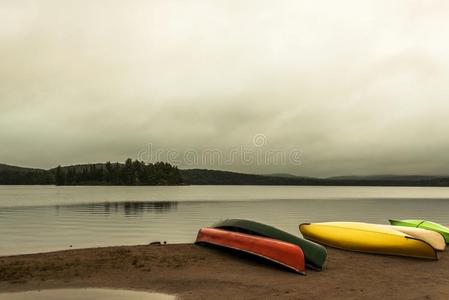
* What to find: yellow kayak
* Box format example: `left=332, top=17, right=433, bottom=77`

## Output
left=299, top=222, right=438, bottom=260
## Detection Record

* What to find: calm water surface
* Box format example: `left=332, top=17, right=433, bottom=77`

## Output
left=1, top=185, right=449, bottom=256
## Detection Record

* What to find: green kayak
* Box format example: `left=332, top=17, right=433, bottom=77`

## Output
left=213, top=219, right=327, bottom=270
left=389, top=219, right=449, bottom=243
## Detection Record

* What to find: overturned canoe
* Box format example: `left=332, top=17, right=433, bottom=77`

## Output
left=195, top=227, right=306, bottom=274
left=213, top=219, right=326, bottom=270
left=299, top=222, right=438, bottom=260
left=378, top=224, right=446, bottom=251
left=389, top=219, right=449, bottom=243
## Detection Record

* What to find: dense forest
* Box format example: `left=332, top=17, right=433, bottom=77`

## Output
left=0, top=159, right=183, bottom=185
left=55, top=159, right=182, bottom=185
left=0, top=169, right=54, bottom=185
left=2, top=161, right=449, bottom=186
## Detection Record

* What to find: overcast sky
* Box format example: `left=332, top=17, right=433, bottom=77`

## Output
left=1, top=0, right=449, bottom=176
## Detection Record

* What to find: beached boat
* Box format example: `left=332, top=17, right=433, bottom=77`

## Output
left=195, top=227, right=306, bottom=274
left=299, top=222, right=438, bottom=260
left=213, top=219, right=326, bottom=270
left=389, top=219, right=449, bottom=243
left=378, top=225, right=446, bottom=251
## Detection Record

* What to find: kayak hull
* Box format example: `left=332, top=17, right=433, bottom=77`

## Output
left=195, top=227, right=306, bottom=274
left=389, top=219, right=449, bottom=244
left=213, top=219, right=326, bottom=270
left=299, top=222, right=438, bottom=260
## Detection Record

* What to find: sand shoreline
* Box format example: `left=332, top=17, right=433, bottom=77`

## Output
left=1, top=244, right=449, bottom=299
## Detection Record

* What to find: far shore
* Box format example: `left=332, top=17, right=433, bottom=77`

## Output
left=1, top=244, right=449, bottom=299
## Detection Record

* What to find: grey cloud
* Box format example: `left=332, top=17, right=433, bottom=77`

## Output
left=1, top=0, right=449, bottom=176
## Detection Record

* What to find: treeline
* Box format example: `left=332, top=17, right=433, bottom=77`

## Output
left=180, top=169, right=449, bottom=186
left=55, top=159, right=183, bottom=186
left=0, top=170, right=54, bottom=185
left=0, top=159, right=183, bottom=185
left=3, top=161, right=449, bottom=187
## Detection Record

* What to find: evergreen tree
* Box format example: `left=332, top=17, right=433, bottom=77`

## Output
left=55, top=165, right=64, bottom=185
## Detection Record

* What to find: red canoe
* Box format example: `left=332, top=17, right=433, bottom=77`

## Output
left=195, top=227, right=306, bottom=274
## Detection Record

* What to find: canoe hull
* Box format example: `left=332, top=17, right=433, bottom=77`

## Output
left=299, top=222, right=438, bottom=260
left=195, top=227, right=306, bottom=274
left=213, top=219, right=326, bottom=270
left=389, top=219, right=449, bottom=244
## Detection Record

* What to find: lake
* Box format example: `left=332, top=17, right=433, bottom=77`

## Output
left=1, top=185, right=449, bottom=256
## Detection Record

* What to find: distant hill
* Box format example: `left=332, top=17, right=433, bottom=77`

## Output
left=327, top=175, right=438, bottom=182
left=0, top=163, right=52, bottom=185
left=0, top=163, right=45, bottom=173
left=325, top=174, right=449, bottom=186
left=266, top=173, right=301, bottom=178
left=181, top=169, right=449, bottom=186
left=1, top=161, right=449, bottom=186
left=180, top=169, right=320, bottom=185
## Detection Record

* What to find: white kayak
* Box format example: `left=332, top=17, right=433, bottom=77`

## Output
left=379, top=225, right=446, bottom=251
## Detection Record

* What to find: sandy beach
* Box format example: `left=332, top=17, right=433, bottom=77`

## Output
left=1, top=243, right=448, bottom=299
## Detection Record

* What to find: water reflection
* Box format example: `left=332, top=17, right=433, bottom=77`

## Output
left=56, top=201, right=178, bottom=216
left=0, top=201, right=181, bottom=255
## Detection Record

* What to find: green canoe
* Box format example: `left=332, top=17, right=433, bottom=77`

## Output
left=213, top=219, right=327, bottom=270
left=389, top=219, right=449, bottom=243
